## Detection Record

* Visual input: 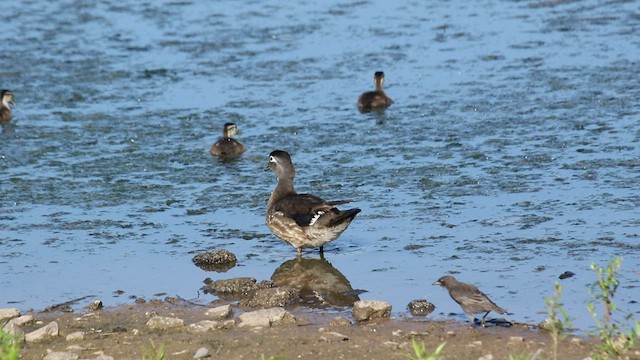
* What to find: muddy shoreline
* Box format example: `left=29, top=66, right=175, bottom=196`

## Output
left=4, top=297, right=599, bottom=360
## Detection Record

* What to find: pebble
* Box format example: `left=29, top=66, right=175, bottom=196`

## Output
left=146, top=316, right=184, bottom=330
left=352, top=300, right=392, bottom=321
left=43, top=352, right=79, bottom=360
left=329, top=316, right=351, bottom=327
left=192, top=249, right=237, bottom=272
left=238, top=308, right=296, bottom=328
left=194, top=347, right=210, bottom=359
left=205, top=304, right=232, bottom=319
left=509, top=336, right=524, bottom=343
left=0, top=308, right=20, bottom=322
left=467, top=341, right=483, bottom=348
left=188, top=320, right=219, bottom=333
left=478, top=355, right=493, bottom=360
left=407, top=299, right=436, bottom=316
left=86, top=300, right=103, bottom=311
left=26, top=321, right=59, bottom=342
left=66, top=331, right=85, bottom=341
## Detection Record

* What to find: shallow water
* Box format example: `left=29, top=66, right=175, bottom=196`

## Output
left=1, top=0, right=639, bottom=332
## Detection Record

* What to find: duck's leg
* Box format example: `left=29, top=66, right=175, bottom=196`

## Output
left=480, top=311, right=490, bottom=327
left=297, top=247, right=302, bottom=256
left=319, top=245, right=324, bottom=255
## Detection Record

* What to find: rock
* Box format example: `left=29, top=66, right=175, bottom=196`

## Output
left=9, top=314, right=34, bottom=327
left=192, top=249, right=237, bottom=272
left=86, top=300, right=103, bottom=311
left=66, top=331, right=85, bottom=341
left=26, top=321, right=59, bottom=342
left=94, top=356, right=115, bottom=360
left=559, top=271, right=575, bottom=280
left=188, top=320, right=219, bottom=333
left=239, top=287, right=300, bottom=308
left=238, top=308, right=295, bottom=328
left=194, top=347, right=210, bottom=359
left=478, top=355, right=493, bottom=360
left=205, top=304, right=232, bottom=319
left=43, top=351, right=79, bottom=360
left=509, top=336, right=524, bottom=343
left=0, top=308, right=20, bottom=322
left=407, top=299, right=436, bottom=316
left=146, top=316, right=184, bottom=330
left=2, top=320, right=24, bottom=338
left=352, top=300, right=392, bottom=321
left=329, top=317, right=351, bottom=327
left=203, top=277, right=257, bottom=295
left=321, top=331, right=349, bottom=341
left=539, top=317, right=563, bottom=332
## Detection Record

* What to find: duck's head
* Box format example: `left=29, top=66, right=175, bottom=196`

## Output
left=223, top=122, right=239, bottom=138
left=374, top=71, right=385, bottom=86
left=266, top=150, right=295, bottom=180
left=1, top=90, right=16, bottom=108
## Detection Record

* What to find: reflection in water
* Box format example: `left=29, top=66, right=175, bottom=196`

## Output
left=271, top=256, right=361, bottom=307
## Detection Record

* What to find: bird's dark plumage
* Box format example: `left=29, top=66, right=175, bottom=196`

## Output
left=434, top=275, right=507, bottom=326
left=357, top=71, right=393, bottom=112
left=0, top=90, right=16, bottom=123
left=210, top=123, right=246, bottom=158
left=266, top=150, right=361, bottom=255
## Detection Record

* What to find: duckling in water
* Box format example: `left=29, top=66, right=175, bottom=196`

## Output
left=0, top=90, right=16, bottom=123
left=357, top=72, right=393, bottom=112
left=210, top=122, right=246, bottom=158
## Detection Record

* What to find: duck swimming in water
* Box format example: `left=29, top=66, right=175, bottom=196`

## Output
left=357, top=72, right=393, bottom=112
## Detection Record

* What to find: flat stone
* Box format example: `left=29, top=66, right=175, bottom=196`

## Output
left=239, top=287, right=300, bottom=308
left=146, top=316, right=184, bottom=330
left=188, top=320, right=219, bottom=333
left=94, top=356, right=115, bottom=360
left=26, top=321, right=59, bottom=342
left=204, top=305, right=232, bottom=319
left=329, top=317, right=351, bottom=327
left=2, top=320, right=24, bottom=337
left=194, top=347, right=210, bottom=359
left=66, top=331, right=85, bottom=341
left=0, top=308, right=20, bottom=322
left=9, top=314, right=34, bottom=327
left=352, top=300, right=392, bottom=321
left=509, top=336, right=524, bottom=343
left=43, top=351, right=79, bottom=360
left=238, top=308, right=295, bottom=328
left=478, top=355, right=493, bottom=360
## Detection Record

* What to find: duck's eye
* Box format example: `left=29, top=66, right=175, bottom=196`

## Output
left=269, top=156, right=276, bottom=163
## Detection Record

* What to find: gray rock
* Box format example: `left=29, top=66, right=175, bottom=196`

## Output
left=329, top=316, right=352, bottom=327
left=9, top=314, right=34, bottom=327
left=86, top=300, right=103, bottom=311
left=202, top=277, right=276, bottom=301
left=66, top=331, right=85, bottom=341
left=188, top=320, right=219, bottom=333
left=352, top=300, right=392, bottom=321
left=238, top=308, right=296, bottom=328
left=0, top=308, right=20, bottom=322
left=194, top=347, right=210, bottom=359
left=407, top=299, right=436, bottom=316
left=43, top=351, right=79, bottom=360
left=2, top=320, right=25, bottom=337
left=26, top=321, right=59, bottom=342
left=192, top=249, right=237, bottom=272
left=239, top=287, right=300, bottom=308
left=204, top=304, right=232, bottom=319
left=94, top=356, right=115, bottom=360
left=146, top=316, right=184, bottom=330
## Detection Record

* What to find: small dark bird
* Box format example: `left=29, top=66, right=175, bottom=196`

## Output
left=0, top=90, right=16, bottom=123
left=265, top=150, right=361, bottom=256
left=357, top=71, right=393, bottom=112
left=210, top=123, right=246, bottom=158
left=434, top=275, right=508, bottom=326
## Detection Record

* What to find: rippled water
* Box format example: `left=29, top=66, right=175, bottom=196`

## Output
left=1, top=0, right=639, bottom=332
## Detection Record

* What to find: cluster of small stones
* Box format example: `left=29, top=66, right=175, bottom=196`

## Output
left=191, top=249, right=237, bottom=272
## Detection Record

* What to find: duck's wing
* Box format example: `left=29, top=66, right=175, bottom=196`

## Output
left=272, top=194, right=339, bottom=227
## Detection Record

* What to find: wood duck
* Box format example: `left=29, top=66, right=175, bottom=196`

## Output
left=210, top=123, right=246, bottom=158
left=0, top=90, right=16, bottom=123
left=357, top=71, right=393, bottom=112
left=265, top=150, right=361, bottom=255
left=434, top=275, right=508, bottom=326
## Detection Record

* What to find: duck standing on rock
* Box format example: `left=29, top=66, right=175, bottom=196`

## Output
left=357, top=71, right=393, bottom=112
left=265, top=150, right=361, bottom=256
left=210, top=122, right=246, bottom=159
left=0, top=90, right=16, bottom=123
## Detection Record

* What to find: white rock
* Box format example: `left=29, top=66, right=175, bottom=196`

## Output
left=146, top=316, right=184, bottom=330
left=2, top=320, right=24, bottom=336
left=43, top=352, right=79, bottom=360
left=478, top=355, right=493, bottom=360
left=7, top=314, right=33, bottom=327
left=0, top=308, right=20, bottom=322
left=94, top=356, right=115, bottom=360
left=205, top=305, right=232, bottom=319
left=66, top=331, right=85, bottom=341
left=352, top=300, right=392, bottom=321
left=26, top=321, right=59, bottom=342
left=194, top=347, right=210, bottom=359
left=238, top=308, right=295, bottom=328
left=188, top=320, right=219, bottom=333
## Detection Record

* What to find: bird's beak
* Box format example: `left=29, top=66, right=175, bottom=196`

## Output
left=9, top=98, right=16, bottom=106
left=264, top=164, right=270, bottom=171
left=433, top=281, right=442, bottom=286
